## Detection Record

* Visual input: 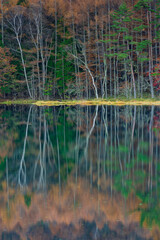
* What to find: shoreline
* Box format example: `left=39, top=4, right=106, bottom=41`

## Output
left=1, top=98, right=160, bottom=106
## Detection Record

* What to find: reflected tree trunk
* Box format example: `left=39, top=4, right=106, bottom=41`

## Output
left=18, top=106, right=32, bottom=189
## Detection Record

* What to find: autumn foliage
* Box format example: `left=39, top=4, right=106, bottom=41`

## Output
left=0, top=0, right=160, bottom=99
left=0, top=47, right=16, bottom=96
left=152, top=63, right=160, bottom=91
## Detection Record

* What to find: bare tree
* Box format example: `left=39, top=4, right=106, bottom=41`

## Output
left=67, top=43, right=99, bottom=99
left=29, top=2, right=52, bottom=99
left=6, top=6, right=33, bottom=98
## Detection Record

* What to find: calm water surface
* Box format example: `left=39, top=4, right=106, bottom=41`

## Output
left=0, top=105, right=160, bottom=240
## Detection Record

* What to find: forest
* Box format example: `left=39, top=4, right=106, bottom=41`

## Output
left=0, top=0, right=160, bottom=100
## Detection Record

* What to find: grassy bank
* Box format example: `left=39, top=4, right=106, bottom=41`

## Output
left=1, top=98, right=160, bottom=106
left=0, top=99, right=36, bottom=105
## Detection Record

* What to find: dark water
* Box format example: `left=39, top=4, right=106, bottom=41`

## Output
left=0, top=105, right=160, bottom=240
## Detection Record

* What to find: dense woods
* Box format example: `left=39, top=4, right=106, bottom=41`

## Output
left=0, top=0, right=160, bottom=99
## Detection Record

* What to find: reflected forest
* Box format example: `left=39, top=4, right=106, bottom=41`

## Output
left=0, top=105, right=160, bottom=239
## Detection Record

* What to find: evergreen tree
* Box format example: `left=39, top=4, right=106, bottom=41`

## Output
left=46, top=20, right=75, bottom=99
left=103, top=1, right=154, bottom=98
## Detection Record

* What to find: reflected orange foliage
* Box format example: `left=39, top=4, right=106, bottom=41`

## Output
left=0, top=175, right=153, bottom=239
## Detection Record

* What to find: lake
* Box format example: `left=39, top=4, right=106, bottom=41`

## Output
left=0, top=104, right=159, bottom=240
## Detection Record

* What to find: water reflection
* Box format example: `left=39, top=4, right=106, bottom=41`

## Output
left=0, top=105, right=160, bottom=239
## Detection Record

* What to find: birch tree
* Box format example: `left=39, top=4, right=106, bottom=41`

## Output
left=6, top=6, right=33, bottom=98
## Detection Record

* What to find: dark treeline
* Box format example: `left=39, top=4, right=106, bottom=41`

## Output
left=0, top=0, right=160, bottom=100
